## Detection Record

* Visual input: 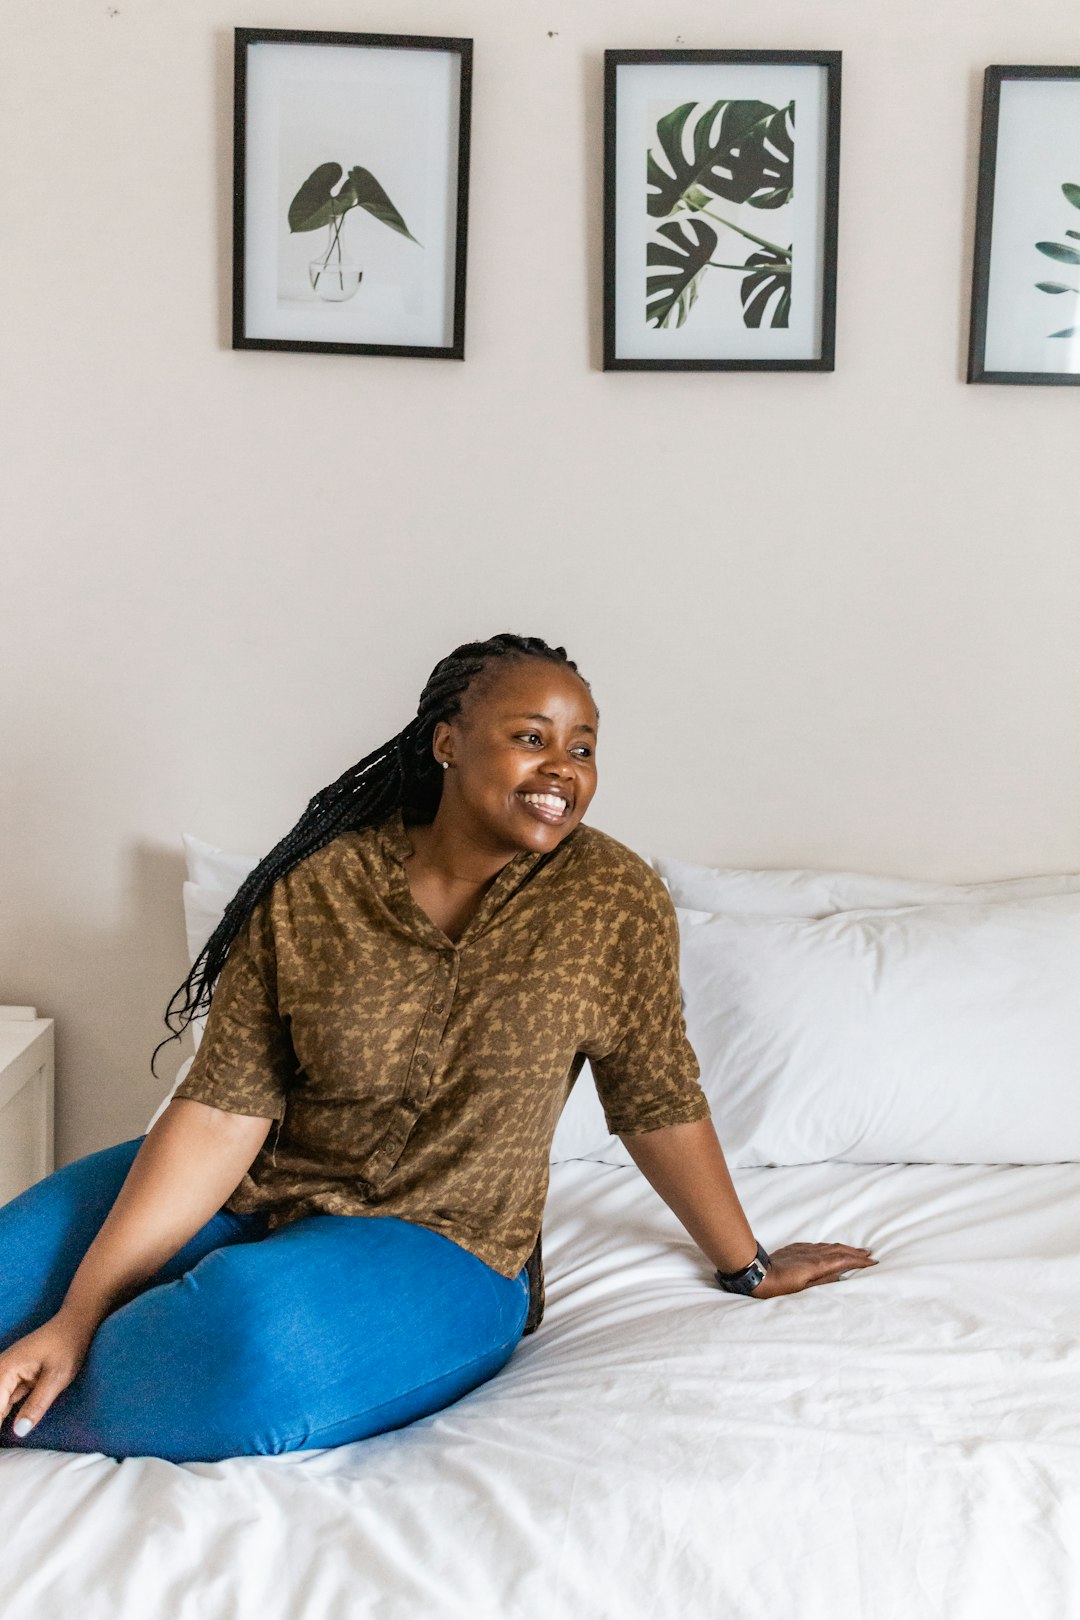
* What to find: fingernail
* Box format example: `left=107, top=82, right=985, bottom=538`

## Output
left=12, top=1417, right=32, bottom=1437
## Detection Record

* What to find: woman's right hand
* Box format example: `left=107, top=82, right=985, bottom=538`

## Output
left=1, top=1101, right=274, bottom=1443
left=750, top=1242, right=878, bottom=1298
left=0, top=1311, right=98, bottom=1437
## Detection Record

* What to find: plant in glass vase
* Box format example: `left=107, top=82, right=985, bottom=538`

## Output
left=288, top=162, right=420, bottom=302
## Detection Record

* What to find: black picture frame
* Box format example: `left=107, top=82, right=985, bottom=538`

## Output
left=603, top=49, right=841, bottom=372
left=232, top=28, right=472, bottom=359
left=968, top=65, right=1080, bottom=385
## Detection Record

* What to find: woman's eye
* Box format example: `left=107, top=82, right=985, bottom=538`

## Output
left=515, top=734, right=593, bottom=758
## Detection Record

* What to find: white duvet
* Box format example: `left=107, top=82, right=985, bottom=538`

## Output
left=3, top=1154, right=1080, bottom=1620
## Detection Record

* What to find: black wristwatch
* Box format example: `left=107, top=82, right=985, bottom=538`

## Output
left=715, top=1241, right=772, bottom=1295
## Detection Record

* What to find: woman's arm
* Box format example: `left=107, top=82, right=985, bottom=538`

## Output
left=619, top=1116, right=877, bottom=1297
left=56, top=1098, right=273, bottom=1331
left=0, top=1098, right=273, bottom=1433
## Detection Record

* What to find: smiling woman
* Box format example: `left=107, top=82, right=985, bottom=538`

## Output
left=402, top=658, right=599, bottom=939
left=0, top=631, right=873, bottom=1463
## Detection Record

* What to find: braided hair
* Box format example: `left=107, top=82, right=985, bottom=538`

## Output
left=152, top=632, right=591, bottom=1076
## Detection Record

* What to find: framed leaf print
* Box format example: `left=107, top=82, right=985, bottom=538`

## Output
left=232, top=29, right=472, bottom=358
left=968, top=66, right=1080, bottom=385
left=603, top=49, right=841, bottom=371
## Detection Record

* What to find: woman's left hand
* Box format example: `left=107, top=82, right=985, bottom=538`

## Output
left=748, top=1242, right=878, bottom=1298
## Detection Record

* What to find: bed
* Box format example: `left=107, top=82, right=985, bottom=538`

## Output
left=3, top=840, right=1079, bottom=1620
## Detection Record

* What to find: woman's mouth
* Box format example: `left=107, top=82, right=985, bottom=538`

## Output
left=517, top=791, right=570, bottom=825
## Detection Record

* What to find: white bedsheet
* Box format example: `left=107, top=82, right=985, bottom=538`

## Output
left=3, top=1155, right=1080, bottom=1620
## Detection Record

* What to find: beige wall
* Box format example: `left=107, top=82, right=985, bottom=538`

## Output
left=3, top=0, right=1079, bottom=1163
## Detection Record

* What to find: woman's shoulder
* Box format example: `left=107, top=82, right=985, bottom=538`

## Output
left=560, top=822, right=673, bottom=917
left=263, top=823, right=386, bottom=908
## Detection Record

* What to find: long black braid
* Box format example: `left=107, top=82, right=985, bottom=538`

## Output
left=151, top=632, right=590, bottom=1076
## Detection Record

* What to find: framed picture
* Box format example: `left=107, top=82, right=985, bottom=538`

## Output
left=603, top=49, right=841, bottom=372
left=968, top=66, right=1080, bottom=385
left=232, top=28, right=472, bottom=359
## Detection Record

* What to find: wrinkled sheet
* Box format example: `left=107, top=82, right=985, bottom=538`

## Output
left=3, top=1156, right=1080, bottom=1620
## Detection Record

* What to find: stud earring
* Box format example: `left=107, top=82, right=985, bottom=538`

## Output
left=441, top=761, right=449, bottom=770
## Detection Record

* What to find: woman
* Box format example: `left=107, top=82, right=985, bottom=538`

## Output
left=0, top=632, right=875, bottom=1463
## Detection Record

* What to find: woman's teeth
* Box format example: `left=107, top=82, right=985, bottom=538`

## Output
left=520, top=792, right=568, bottom=819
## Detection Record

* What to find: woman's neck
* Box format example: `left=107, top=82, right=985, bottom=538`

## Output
left=403, top=816, right=514, bottom=892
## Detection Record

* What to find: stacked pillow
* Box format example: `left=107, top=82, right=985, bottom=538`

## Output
left=144, top=836, right=260, bottom=1132
left=652, top=851, right=1080, bottom=918
left=564, top=855, right=1080, bottom=1169
left=181, top=833, right=259, bottom=1050
left=152, top=837, right=1080, bottom=1169
left=684, top=910, right=1080, bottom=1166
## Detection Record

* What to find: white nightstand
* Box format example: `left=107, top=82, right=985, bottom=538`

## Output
left=0, top=1007, right=55, bottom=1204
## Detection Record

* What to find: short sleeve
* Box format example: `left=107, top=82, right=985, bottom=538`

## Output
left=172, top=898, right=294, bottom=1121
left=588, top=872, right=712, bottom=1136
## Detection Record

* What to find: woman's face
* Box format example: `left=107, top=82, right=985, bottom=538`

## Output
left=433, top=659, right=599, bottom=856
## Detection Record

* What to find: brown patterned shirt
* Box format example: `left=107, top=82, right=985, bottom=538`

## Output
left=173, top=806, right=710, bottom=1334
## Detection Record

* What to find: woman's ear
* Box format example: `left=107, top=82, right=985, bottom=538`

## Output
left=431, top=718, right=453, bottom=770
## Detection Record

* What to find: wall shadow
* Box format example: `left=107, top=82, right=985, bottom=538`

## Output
left=1, top=840, right=194, bottom=1169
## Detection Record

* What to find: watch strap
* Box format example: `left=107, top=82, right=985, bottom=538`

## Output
left=715, top=1241, right=772, bottom=1295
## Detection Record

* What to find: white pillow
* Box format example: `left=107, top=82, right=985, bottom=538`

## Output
left=653, top=853, right=1080, bottom=918
left=183, top=883, right=235, bottom=986
left=677, top=891, right=1080, bottom=1167
left=582, top=850, right=1080, bottom=1169
left=146, top=884, right=232, bottom=1129
left=145, top=848, right=260, bottom=1133
left=178, top=835, right=259, bottom=1055
left=183, top=832, right=259, bottom=891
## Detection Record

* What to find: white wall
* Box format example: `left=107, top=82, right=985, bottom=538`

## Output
left=3, top=0, right=1079, bottom=1164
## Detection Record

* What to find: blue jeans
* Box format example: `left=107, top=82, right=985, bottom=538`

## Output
left=0, top=1137, right=530, bottom=1463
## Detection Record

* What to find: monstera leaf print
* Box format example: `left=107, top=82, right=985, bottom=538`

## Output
left=644, top=98, right=794, bottom=333
left=1034, top=180, right=1080, bottom=339
left=740, top=249, right=791, bottom=328
left=646, top=217, right=719, bottom=328
left=647, top=99, right=794, bottom=219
